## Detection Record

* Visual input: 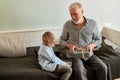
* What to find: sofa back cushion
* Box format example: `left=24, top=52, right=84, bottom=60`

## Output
left=101, top=27, right=120, bottom=46
left=0, top=33, right=26, bottom=57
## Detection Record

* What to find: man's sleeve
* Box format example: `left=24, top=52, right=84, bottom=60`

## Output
left=60, top=23, right=69, bottom=47
left=93, top=22, right=102, bottom=48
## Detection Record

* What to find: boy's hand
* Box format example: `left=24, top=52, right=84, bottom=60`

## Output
left=66, top=62, right=72, bottom=68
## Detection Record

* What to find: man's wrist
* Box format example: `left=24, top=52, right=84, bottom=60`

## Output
left=65, top=43, right=73, bottom=48
left=65, top=43, right=69, bottom=47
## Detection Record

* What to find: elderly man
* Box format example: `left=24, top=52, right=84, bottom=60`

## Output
left=60, top=2, right=107, bottom=80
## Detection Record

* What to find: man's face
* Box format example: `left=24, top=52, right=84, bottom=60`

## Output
left=70, top=5, right=83, bottom=24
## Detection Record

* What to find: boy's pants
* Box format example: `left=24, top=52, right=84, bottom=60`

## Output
left=55, top=65, right=72, bottom=80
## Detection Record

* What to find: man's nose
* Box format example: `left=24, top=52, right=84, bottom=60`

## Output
left=72, top=15, right=77, bottom=19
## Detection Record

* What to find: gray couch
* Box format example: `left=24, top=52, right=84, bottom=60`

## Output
left=0, top=27, right=120, bottom=80
left=0, top=39, right=120, bottom=80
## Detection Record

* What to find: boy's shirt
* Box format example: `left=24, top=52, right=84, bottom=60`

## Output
left=38, top=44, right=66, bottom=72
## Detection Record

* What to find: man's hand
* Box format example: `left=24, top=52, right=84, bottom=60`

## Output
left=76, top=47, right=83, bottom=51
left=66, top=43, right=77, bottom=54
left=75, top=47, right=85, bottom=58
left=86, top=43, right=96, bottom=57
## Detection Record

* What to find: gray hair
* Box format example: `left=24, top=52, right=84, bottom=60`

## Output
left=69, top=2, right=83, bottom=10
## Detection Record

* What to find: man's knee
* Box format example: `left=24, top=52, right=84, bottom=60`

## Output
left=72, top=59, right=84, bottom=69
left=100, top=62, right=107, bottom=72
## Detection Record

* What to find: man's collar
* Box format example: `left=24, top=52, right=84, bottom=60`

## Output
left=71, top=16, right=88, bottom=25
left=83, top=16, right=88, bottom=24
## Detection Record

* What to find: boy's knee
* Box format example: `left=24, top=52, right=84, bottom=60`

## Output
left=67, top=67, right=72, bottom=74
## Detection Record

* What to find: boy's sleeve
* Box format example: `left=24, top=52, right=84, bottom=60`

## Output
left=55, top=56, right=66, bottom=66
left=40, top=47, right=52, bottom=61
left=38, top=46, right=61, bottom=72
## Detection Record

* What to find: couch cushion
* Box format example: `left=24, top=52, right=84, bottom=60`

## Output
left=0, top=33, right=26, bottom=57
left=104, top=39, right=120, bottom=53
left=101, top=27, right=120, bottom=46
left=26, top=46, right=40, bottom=56
left=0, top=56, right=60, bottom=80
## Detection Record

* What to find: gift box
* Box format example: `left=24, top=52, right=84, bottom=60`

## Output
left=73, top=50, right=89, bottom=59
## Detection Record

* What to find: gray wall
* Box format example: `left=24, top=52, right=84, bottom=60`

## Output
left=0, top=0, right=120, bottom=31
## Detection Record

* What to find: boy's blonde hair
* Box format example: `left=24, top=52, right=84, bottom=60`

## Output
left=42, top=31, right=55, bottom=45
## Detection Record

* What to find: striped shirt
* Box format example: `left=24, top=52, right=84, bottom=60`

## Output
left=60, top=17, right=102, bottom=48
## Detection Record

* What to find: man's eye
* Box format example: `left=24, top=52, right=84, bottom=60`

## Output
left=76, top=13, right=79, bottom=15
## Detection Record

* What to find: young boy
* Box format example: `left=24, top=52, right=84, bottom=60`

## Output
left=38, top=31, right=72, bottom=80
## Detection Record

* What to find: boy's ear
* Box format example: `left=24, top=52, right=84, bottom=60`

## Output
left=43, top=38, right=50, bottom=45
left=45, top=37, right=50, bottom=43
left=47, top=39, right=50, bottom=43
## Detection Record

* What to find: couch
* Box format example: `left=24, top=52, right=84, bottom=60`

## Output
left=0, top=46, right=64, bottom=80
left=0, top=27, right=120, bottom=80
